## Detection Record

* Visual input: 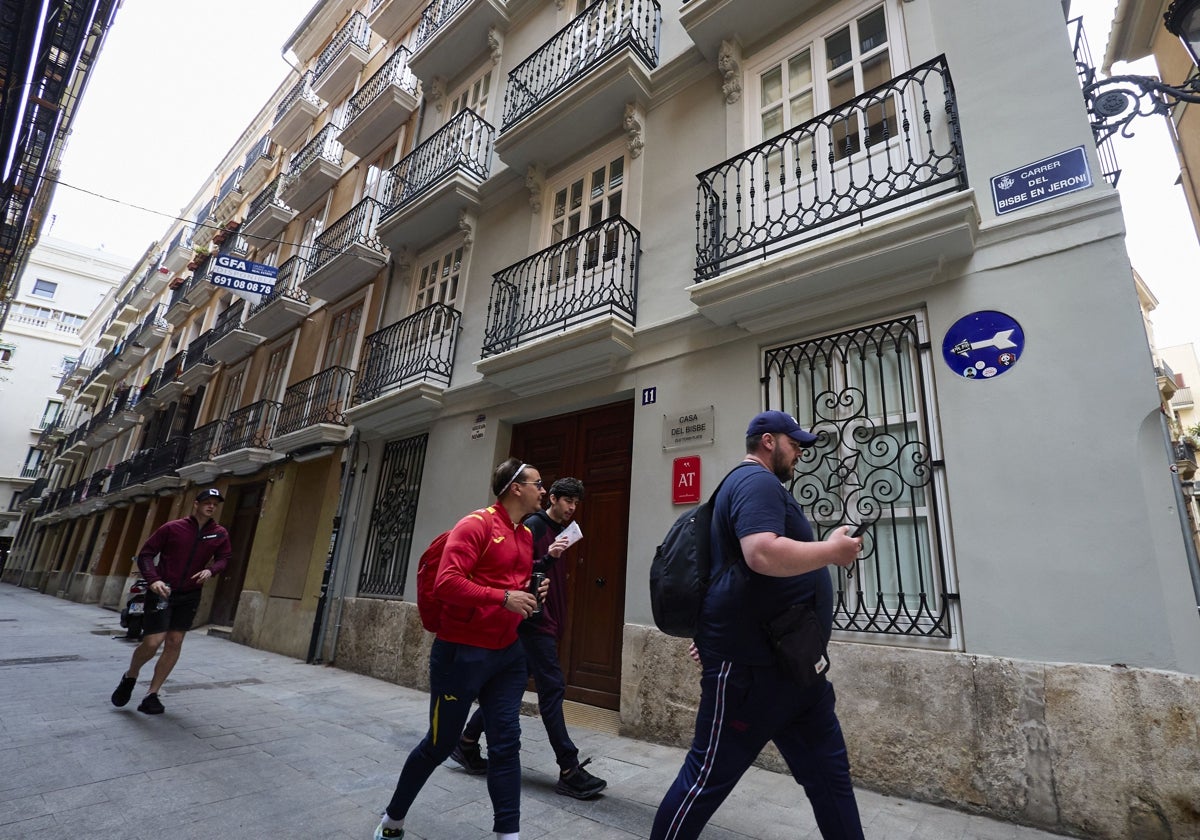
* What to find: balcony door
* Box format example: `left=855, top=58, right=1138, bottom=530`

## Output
left=208, top=482, right=264, bottom=627
left=510, top=400, right=633, bottom=710
left=546, top=153, right=626, bottom=293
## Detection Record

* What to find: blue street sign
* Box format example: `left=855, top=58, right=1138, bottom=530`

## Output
left=990, top=146, right=1092, bottom=216
left=942, top=310, right=1025, bottom=381
left=209, top=255, right=278, bottom=295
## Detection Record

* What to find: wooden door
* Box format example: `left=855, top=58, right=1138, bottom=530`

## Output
left=209, top=482, right=264, bottom=627
left=510, top=400, right=632, bottom=710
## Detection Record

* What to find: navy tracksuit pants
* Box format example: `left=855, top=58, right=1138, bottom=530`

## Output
left=651, top=657, right=865, bottom=840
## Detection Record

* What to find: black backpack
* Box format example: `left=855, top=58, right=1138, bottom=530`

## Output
left=649, top=463, right=753, bottom=637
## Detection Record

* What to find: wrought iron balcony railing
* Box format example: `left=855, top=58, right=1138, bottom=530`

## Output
left=146, top=436, right=187, bottom=479
left=285, top=123, right=344, bottom=183
left=415, top=0, right=471, bottom=48
left=347, top=47, right=420, bottom=125
left=160, top=350, right=185, bottom=389
left=130, top=303, right=168, bottom=342
left=482, top=215, right=639, bottom=357
left=693, top=54, right=967, bottom=281
left=167, top=225, right=193, bottom=254
left=310, top=198, right=386, bottom=274
left=502, top=0, right=661, bottom=130
left=140, top=367, right=163, bottom=400
left=194, top=197, right=216, bottom=229
left=354, top=303, right=461, bottom=403
left=244, top=173, right=291, bottom=229
left=382, top=108, right=493, bottom=211
left=20, top=464, right=41, bottom=479
left=183, top=419, right=224, bottom=466
left=275, top=71, right=322, bottom=126
left=243, top=133, right=273, bottom=172
left=17, top=477, right=47, bottom=504
left=108, top=459, right=132, bottom=493
left=219, top=400, right=281, bottom=454
left=277, top=366, right=356, bottom=436
left=210, top=300, right=246, bottom=344
left=217, top=166, right=243, bottom=207
left=86, top=468, right=111, bottom=498
left=315, top=11, right=371, bottom=82
left=182, top=330, right=215, bottom=372
left=247, top=256, right=310, bottom=318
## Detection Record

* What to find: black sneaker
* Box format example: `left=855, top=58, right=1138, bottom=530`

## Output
left=111, top=675, right=136, bottom=707
left=449, top=740, right=488, bottom=775
left=555, top=758, right=607, bottom=799
left=137, top=692, right=165, bottom=715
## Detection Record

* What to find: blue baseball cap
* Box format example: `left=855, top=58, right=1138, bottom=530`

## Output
left=746, top=411, right=819, bottom=447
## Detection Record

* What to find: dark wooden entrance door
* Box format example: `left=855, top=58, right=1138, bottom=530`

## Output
left=210, top=482, right=264, bottom=627
left=510, top=400, right=633, bottom=710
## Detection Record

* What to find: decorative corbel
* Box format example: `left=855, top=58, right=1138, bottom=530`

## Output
left=392, top=246, right=413, bottom=279
left=718, top=39, right=742, bottom=105
left=458, top=209, right=475, bottom=252
left=555, top=0, right=567, bottom=9
left=525, top=165, right=545, bottom=213
left=488, top=25, right=503, bottom=65
left=429, top=77, right=447, bottom=112
left=623, top=103, right=644, bottom=159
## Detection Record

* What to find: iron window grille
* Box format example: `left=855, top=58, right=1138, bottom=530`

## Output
left=763, top=313, right=957, bottom=639
left=359, top=433, right=429, bottom=598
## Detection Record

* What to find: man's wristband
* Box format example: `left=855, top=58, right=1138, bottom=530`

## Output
left=502, top=590, right=510, bottom=607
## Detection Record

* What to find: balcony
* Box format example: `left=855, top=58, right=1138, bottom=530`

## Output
left=131, top=260, right=171, bottom=308
left=152, top=351, right=187, bottom=406
left=1171, top=386, right=1194, bottom=410
left=494, top=0, right=659, bottom=173
left=85, top=388, right=131, bottom=446
left=347, top=303, right=460, bottom=437
left=475, top=215, right=637, bottom=396
left=376, top=109, right=494, bottom=252
left=208, top=300, right=263, bottom=365
left=191, top=198, right=218, bottom=249
left=339, top=47, right=420, bottom=158
left=368, top=0, right=414, bottom=39
left=162, top=226, right=195, bottom=274
left=213, top=400, right=284, bottom=475
left=165, top=274, right=198, bottom=327
left=301, top=198, right=388, bottom=302
left=242, top=174, right=294, bottom=246
left=110, top=386, right=141, bottom=434
left=409, top=0, right=509, bottom=88
left=243, top=257, right=313, bottom=340
left=16, top=477, right=47, bottom=511
left=139, top=437, right=188, bottom=494
left=271, top=366, right=356, bottom=454
left=131, top=368, right=162, bottom=417
left=1175, top=441, right=1198, bottom=481
left=272, top=71, right=325, bottom=151
left=681, top=0, right=822, bottom=62
left=312, top=11, right=372, bottom=101
left=177, top=330, right=219, bottom=392
left=129, top=303, right=171, bottom=353
left=1156, top=363, right=1179, bottom=401
left=215, top=166, right=244, bottom=224
left=176, top=419, right=225, bottom=484
left=279, top=123, right=344, bottom=213
left=184, top=258, right=220, bottom=308
left=689, top=55, right=976, bottom=333
left=240, top=135, right=276, bottom=198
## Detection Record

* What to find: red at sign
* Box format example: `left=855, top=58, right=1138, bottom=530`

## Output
left=673, top=456, right=701, bottom=505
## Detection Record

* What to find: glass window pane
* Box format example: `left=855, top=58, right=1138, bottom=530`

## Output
left=762, top=105, right=784, bottom=139
left=553, top=188, right=567, bottom=220
left=861, top=50, right=892, bottom=91
left=608, top=157, right=624, bottom=189
left=858, top=7, right=887, bottom=53
left=788, top=49, right=812, bottom=92
left=609, top=192, right=621, bottom=218
left=827, top=68, right=855, bottom=109
left=591, top=166, right=606, bottom=200
left=569, top=180, right=584, bottom=211
left=790, top=90, right=814, bottom=126
left=825, top=26, right=852, bottom=72
left=760, top=66, right=783, bottom=106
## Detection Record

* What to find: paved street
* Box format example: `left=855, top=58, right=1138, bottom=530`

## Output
left=0, top=583, right=1072, bottom=839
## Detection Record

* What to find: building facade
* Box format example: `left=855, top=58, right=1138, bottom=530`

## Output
left=6, top=0, right=1200, bottom=836
left=0, top=238, right=129, bottom=569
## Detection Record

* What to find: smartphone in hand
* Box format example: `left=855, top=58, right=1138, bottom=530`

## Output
left=847, top=523, right=868, bottom=538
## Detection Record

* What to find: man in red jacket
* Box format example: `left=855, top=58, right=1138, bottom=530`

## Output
left=375, top=458, right=546, bottom=840
left=110, top=488, right=231, bottom=715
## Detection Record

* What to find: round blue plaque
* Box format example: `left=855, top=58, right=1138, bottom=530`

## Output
left=941, top=310, right=1025, bottom=380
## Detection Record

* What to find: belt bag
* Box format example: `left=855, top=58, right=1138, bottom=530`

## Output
left=764, top=601, right=830, bottom=687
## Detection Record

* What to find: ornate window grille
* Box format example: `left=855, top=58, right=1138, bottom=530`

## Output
left=763, top=314, right=957, bottom=638
left=359, top=433, right=428, bottom=597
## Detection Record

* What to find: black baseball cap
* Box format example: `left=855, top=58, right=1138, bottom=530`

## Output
left=746, top=410, right=819, bottom=447
left=195, top=488, right=224, bottom=502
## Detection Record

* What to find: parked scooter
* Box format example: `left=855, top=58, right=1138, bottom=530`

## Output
left=118, top=578, right=149, bottom=641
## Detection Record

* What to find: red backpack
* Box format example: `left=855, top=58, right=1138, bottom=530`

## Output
left=416, top=508, right=492, bottom=633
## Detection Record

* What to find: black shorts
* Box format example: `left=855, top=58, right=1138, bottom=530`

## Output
left=142, top=588, right=202, bottom=635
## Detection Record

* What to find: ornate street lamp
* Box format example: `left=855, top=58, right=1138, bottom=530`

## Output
left=1083, top=0, right=1200, bottom=143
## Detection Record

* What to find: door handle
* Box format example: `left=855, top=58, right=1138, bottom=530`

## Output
left=595, top=577, right=606, bottom=587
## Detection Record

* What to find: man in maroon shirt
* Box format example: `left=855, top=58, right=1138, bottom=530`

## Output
left=111, top=487, right=231, bottom=715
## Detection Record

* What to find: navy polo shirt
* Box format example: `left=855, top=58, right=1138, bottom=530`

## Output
left=695, top=462, right=833, bottom=666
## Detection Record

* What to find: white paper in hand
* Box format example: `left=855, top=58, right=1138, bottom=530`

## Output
left=560, top=521, right=583, bottom=547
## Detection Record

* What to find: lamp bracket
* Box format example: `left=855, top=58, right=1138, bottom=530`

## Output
left=1082, top=71, right=1200, bottom=144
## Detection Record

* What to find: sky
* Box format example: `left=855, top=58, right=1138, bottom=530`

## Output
left=43, top=0, right=1200, bottom=348
left=44, top=0, right=315, bottom=262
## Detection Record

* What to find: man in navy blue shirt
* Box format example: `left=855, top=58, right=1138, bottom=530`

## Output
left=651, top=411, right=865, bottom=840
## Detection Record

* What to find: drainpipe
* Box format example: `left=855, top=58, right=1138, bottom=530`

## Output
left=1163, top=413, right=1200, bottom=614
left=311, top=429, right=364, bottom=663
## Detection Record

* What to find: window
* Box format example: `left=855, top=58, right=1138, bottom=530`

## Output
left=756, top=5, right=894, bottom=159
left=362, top=145, right=395, bottom=204
left=358, top=433, right=429, bottom=597
left=546, top=153, right=626, bottom=280
left=763, top=313, right=955, bottom=641
left=58, top=313, right=86, bottom=333
left=38, top=401, right=61, bottom=429
left=0, top=343, right=12, bottom=365
left=30, top=279, right=57, bottom=299
left=21, top=448, right=41, bottom=479
left=218, top=365, right=246, bottom=419
left=324, top=301, right=363, bottom=370
left=261, top=342, right=291, bottom=401
left=413, top=245, right=462, bottom=314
